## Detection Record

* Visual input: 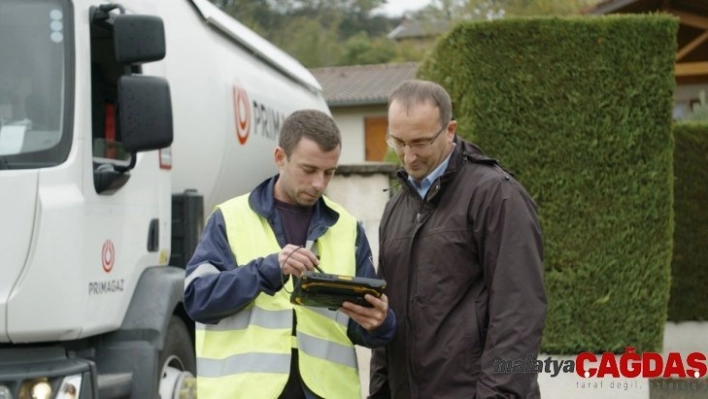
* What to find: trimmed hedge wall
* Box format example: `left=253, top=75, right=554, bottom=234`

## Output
left=419, top=15, right=677, bottom=354
left=668, top=123, right=708, bottom=321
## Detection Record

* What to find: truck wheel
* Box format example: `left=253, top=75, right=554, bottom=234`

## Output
left=158, top=316, right=196, bottom=399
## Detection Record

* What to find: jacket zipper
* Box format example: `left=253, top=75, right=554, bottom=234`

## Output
left=395, top=175, right=422, bottom=396
left=405, top=195, right=428, bottom=396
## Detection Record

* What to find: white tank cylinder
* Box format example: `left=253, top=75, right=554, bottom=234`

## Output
left=160, top=0, right=330, bottom=215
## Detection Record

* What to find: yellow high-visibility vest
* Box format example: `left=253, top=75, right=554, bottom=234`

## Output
left=194, top=193, right=361, bottom=399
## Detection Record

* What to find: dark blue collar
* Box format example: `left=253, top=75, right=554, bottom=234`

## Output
left=248, top=174, right=340, bottom=237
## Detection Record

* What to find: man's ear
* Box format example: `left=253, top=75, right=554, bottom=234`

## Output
left=274, top=146, right=286, bottom=169
left=446, top=120, right=458, bottom=140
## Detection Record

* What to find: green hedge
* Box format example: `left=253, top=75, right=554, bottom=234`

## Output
left=668, top=123, right=708, bottom=321
left=419, top=15, right=677, bottom=354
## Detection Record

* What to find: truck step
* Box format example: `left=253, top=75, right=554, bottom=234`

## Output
left=97, top=372, right=133, bottom=399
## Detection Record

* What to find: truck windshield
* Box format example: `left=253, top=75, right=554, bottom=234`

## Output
left=0, top=0, right=73, bottom=169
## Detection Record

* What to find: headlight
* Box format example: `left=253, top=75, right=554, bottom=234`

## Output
left=56, top=374, right=82, bottom=399
left=30, top=381, right=51, bottom=399
left=18, top=379, right=51, bottom=399
left=16, top=373, right=81, bottom=399
left=0, top=384, right=12, bottom=399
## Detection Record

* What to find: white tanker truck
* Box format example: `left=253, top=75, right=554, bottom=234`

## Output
left=0, top=0, right=330, bottom=398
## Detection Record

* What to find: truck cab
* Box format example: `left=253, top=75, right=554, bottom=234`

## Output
left=0, top=0, right=330, bottom=398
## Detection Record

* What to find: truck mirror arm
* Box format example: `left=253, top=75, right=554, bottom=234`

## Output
left=93, top=153, right=134, bottom=194
left=90, top=3, right=126, bottom=24
left=114, top=152, right=137, bottom=173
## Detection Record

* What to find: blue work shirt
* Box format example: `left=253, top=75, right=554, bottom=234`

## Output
left=408, top=144, right=456, bottom=199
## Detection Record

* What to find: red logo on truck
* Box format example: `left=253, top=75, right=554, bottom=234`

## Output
left=102, top=240, right=115, bottom=273
left=233, top=84, right=251, bottom=145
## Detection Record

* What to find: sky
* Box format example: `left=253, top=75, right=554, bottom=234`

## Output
left=374, top=0, right=433, bottom=17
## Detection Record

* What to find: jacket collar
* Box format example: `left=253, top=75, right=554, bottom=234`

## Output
left=395, top=136, right=501, bottom=200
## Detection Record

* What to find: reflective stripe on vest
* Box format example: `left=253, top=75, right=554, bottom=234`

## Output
left=194, top=193, right=360, bottom=399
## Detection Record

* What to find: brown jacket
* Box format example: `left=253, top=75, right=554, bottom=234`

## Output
left=370, top=138, right=547, bottom=399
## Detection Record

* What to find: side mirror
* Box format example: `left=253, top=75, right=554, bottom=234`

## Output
left=114, top=14, right=166, bottom=64
left=117, top=75, right=173, bottom=152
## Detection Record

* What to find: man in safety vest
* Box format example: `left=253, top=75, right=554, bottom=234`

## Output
left=184, top=109, right=396, bottom=399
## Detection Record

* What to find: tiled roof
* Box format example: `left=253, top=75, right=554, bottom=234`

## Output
left=387, top=20, right=451, bottom=40
left=309, top=62, right=419, bottom=107
left=581, top=0, right=640, bottom=14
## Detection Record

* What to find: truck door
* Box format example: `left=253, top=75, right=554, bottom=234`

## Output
left=81, top=3, right=172, bottom=332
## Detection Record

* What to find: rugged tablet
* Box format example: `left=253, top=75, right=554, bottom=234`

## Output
left=290, top=271, right=386, bottom=311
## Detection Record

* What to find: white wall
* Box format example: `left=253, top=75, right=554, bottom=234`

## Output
left=324, top=164, right=397, bottom=398
left=325, top=166, right=395, bottom=267
left=331, top=105, right=388, bottom=164
left=674, top=83, right=708, bottom=119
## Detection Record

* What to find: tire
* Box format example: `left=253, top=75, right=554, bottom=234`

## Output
left=157, top=316, right=196, bottom=399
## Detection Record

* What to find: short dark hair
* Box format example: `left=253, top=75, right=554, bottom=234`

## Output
left=388, top=79, right=453, bottom=130
left=279, top=109, right=341, bottom=158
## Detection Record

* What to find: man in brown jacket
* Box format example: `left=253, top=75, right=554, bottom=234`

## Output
left=369, top=79, right=547, bottom=398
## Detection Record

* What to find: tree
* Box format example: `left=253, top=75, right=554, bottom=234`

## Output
left=214, top=0, right=281, bottom=35
left=392, top=41, right=428, bottom=63
left=503, top=0, right=599, bottom=17
left=272, top=16, right=343, bottom=67
left=209, top=0, right=407, bottom=67
left=412, top=0, right=601, bottom=21
left=339, top=31, right=396, bottom=65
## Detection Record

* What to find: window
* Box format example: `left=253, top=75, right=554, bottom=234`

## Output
left=365, top=116, right=388, bottom=162
left=0, top=0, right=73, bottom=168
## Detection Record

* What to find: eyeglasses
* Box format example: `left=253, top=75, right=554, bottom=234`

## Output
left=386, top=124, right=447, bottom=152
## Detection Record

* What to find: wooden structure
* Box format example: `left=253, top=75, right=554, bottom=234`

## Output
left=586, top=0, right=708, bottom=85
